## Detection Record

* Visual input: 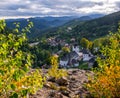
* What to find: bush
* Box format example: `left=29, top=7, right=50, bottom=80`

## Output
left=86, top=24, right=120, bottom=98
left=48, top=55, right=67, bottom=79
left=0, top=20, right=44, bottom=98
left=87, top=65, right=120, bottom=97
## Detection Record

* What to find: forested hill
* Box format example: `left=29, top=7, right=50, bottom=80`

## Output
left=72, top=11, right=120, bottom=40
left=43, top=11, right=120, bottom=41
left=6, top=16, right=76, bottom=38
left=5, top=14, right=104, bottom=40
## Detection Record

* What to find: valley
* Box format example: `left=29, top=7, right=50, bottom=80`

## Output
left=1, top=9, right=120, bottom=98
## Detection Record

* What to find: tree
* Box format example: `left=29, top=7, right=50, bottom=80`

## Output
left=62, top=46, right=70, bottom=53
left=80, top=38, right=90, bottom=49
left=88, top=41, right=93, bottom=50
left=0, top=20, right=44, bottom=97
left=86, top=24, right=120, bottom=98
left=48, top=55, right=67, bottom=79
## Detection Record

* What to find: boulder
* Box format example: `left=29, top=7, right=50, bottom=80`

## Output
left=48, top=77, right=56, bottom=82
left=56, top=77, right=68, bottom=86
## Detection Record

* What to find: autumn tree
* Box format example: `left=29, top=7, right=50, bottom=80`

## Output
left=0, top=20, right=44, bottom=98
left=86, top=24, right=120, bottom=98
left=62, top=46, right=70, bottom=53
left=48, top=55, right=67, bottom=79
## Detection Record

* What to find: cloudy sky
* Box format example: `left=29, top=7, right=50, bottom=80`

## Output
left=0, top=0, right=120, bottom=19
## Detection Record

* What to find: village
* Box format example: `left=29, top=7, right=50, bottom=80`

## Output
left=46, top=36, right=97, bottom=69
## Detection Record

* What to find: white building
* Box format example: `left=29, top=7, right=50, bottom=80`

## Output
left=59, top=51, right=81, bottom=67
left=72, top=45, right=80, bottom=53
left=80, top=49, right=93, bottom=61
left=60, top=60, right=68, bottom=67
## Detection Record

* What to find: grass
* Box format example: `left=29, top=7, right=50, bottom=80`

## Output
left=78, top=61, right=88, bottom=70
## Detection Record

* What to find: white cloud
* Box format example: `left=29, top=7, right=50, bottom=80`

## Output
left=0, top=0, right=119, bottom=18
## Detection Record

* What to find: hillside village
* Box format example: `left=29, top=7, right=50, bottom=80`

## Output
left=30, top=35, right=97, bottom=69
left=47, top=36, right=97, bottom=68
left=59, top=45, right=95, bottom=68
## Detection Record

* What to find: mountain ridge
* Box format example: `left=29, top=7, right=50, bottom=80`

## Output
left=5, top=14, right=104, bottom=39
left=43, top=11, right=120, bottom=41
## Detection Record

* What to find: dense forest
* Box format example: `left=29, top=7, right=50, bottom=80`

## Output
left=42, top=11, right=120, bottom=41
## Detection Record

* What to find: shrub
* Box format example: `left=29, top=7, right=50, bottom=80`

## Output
left=86, top=24, right=120, bottom=98
left=87, top=65, right=120, bottom=97
left=48, top=55, right=67, bottom=79
left=0, top=20, right=44, bottom=98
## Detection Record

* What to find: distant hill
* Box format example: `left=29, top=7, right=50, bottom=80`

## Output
left=89, top=13, right=104, bottom=19
left=6, top=16, right=76, bottom=38
left=59, top=14, right=104, bottom=28
left=5, top=13, right=104, bottom=39
left=43, top=11, right=120, bottom=41
left=72, top=11, right=120, bottom=40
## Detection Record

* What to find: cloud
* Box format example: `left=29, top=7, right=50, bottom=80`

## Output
left=0, top=0, right=119, bottom=18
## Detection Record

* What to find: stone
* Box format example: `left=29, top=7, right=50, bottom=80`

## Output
left=44, top=82, right=52, bottom=88
left=70, top=76, right=76, bottom=81
left=56, top=77, right=68, bottom=86
left=44, top=82, right=58, bottom=90
left=61, top=90, right=70, bottom=97
left=30, top=69, right=94, bottom=98
left=48, top=77, right=56, bottom=82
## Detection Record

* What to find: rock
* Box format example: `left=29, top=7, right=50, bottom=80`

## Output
left=61, top=90, right=69, bottom=97
left=48, top=77, right=56, bottom=82
left=81, top=70, right=86, bottom=73
left=68, top=71, right=72, bottom=75
left=44, top=82, right=58, bottom=90
left=61, top=95, right=69, bottom=98
left=72, top=70, right=78, bottom=74
left=49, top=91, right=68, bottom=98
left=70, top=76, right=76, bottom=81
left=74, top=91, right=80, bottom=95
left=44, top=82, right=52, bottom=88
left=49, top=90, right=56, bottom=97
left=59, top=87, right=71, bottom=97
left=54, top=92, right=63, bottom=98
left=56, top=77, right=68, bottom=86
left=30, top=69, right=94, bottom=98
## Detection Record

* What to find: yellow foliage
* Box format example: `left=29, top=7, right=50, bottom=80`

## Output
left=0, top=20, right=44, bottom=98
left=48, top=55, right=67, bottom=79
left=86, top=65, right=120, bottom=98
left=62, top=46, right=70, bottom=53
left=86, top=27, right=120, bottom=98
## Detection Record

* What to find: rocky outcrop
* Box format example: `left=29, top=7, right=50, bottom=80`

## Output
left=30, top=69, right=94, bottom=98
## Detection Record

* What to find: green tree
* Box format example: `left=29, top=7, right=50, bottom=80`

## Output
left=0, top=20, right=44, bottom=97
left=80, top=38, right=90, bottom=49
left=62, top=46, right=70, bottom=53
left=88, top=41, right=93, bottom=50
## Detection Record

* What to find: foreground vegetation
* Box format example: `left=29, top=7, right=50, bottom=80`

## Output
left=0, top=20, right=68, bottom=98
left=86, top=24, right=120, bottom=97
left=0, top=20, right=45, bottom=97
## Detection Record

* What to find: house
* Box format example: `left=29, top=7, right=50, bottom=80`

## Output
left=88, top=57, right=96, bottom=68
left=60, top=55, right=69, bottom=67
left=60, top=45, right=84, bottom=67
left=72, top=45, right=80, bottom=53
left=29, top=42, right=39, bottom=47
left=80, top=49, right=93, bottom=61
left=59, top=45, right=95, bottom=68
left=71, top=59, right=79, bottom=67
left=59, top=51, right=81, bottom=67
left=70, top=38, right=75, bottom=42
